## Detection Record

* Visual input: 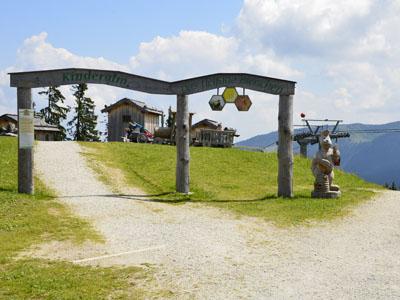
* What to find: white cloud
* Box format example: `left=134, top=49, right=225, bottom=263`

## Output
left=130, top=31, right=239, bottom=79
left=327, top=62, right=391, bottom=110
left=15, top=32, right=129, bottom=72
left=237, top=0, right=375, bottom=56
left=1, top=32, right=132, bottom=118
left=0, top=70, right=8, bottom=86
left=333, top=88, right=352, bottom=109
left=242, top=53, right=302, bottom=78
left=129, top=30, right=301, bottom=80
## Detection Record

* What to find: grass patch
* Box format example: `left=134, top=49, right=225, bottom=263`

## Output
left=83, top=142, right=382, bottom=226
left=0, top=137, right=163, bottom=299
left=0, top=259, right=148, bottom=300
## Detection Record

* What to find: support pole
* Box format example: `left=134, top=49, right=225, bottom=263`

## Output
left=299, top=142, right=307, bottom=158
left=175, top=94, right=190, bottom=194
left=278, top=94, right=293, bottom=198
left=17, top=87, right=34, bottom=194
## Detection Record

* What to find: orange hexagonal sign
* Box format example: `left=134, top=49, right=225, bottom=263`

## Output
left=222, top=87, right=238, bottom=103
left=235, top=95, right=252, bottom=111
left=209, top=95, right=225, bottom=111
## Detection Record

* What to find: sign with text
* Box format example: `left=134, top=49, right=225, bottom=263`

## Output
left=18, top=109, right=34, bottom=149
left=10, top=69, right=296, bottom=96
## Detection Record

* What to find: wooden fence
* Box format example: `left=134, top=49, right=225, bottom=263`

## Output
left=195, top=129, right=236, bottom=147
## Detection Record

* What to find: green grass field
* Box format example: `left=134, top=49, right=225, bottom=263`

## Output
left=84, top=142, right=382, bottom=226
left=0, top=137, right=163, bottom=299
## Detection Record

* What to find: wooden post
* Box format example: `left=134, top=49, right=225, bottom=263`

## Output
left=175, top=94, right=190, bottom=194
left=17, top=87, right=34, bottom=194
left=278, top=94, right=293, bottom=198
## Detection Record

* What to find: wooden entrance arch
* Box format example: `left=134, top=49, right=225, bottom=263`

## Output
left=9, top=68, right=296, bottom=197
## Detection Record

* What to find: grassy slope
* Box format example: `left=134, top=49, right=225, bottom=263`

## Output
left=0, top=137, right=159, bottom=299
left=84, top=142, right=382, bottom=226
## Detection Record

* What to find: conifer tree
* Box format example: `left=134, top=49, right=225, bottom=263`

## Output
left=68, top=83, right=99, bottom=141
left=390, top=181, right=397, bottom=191
left=166, top=106, right=174, bottom=127
left=38, top=86, right=70, bottom=140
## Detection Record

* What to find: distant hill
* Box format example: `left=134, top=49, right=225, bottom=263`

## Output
left=236, top=121, right=400, bottom=187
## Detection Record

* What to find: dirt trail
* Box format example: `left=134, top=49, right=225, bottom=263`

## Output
left=32, top=141, right=400, bottom=299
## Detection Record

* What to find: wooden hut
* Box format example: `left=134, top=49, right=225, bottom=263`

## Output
left=191, top=119, right=221, bottom=136
left=101, top=98, right=163, bottom=142
left=191, top=119, right=239, bottom=147
left=0, top=113, right=60, bottom=141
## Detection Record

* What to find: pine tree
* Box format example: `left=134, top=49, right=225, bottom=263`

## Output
left=68, top=84, right=99, bottom=141
left=166, top=106, right=173, bottom=127
left=38, top=86, right=70, bottom=140
left=390, top=181, right=397, bottom=191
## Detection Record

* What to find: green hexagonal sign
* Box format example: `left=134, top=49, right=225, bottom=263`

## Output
left=209, top=95, right=225, bottom=111
left=235, top=95, right=252, bottom=111
left=222, top=87, right=238, bottom=103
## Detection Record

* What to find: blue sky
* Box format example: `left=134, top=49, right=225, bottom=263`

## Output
left=0, top=0, right=242, bottom=68
left=1, top=0, right=399, bottom=140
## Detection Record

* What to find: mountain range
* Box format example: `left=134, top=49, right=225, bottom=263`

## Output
left=236, top=121, right=400, bottom=187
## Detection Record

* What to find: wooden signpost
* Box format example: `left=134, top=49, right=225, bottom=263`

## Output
left=9, top=68, right=296, bottom=197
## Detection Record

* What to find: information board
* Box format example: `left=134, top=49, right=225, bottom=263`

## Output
left=18, top=109, right=34, bottom=149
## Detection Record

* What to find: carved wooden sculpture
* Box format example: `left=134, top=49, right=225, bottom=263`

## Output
left=311, top=130, right=341, bottom=198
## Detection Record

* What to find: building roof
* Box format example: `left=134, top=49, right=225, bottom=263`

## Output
left=101, top=98, right=163, bottom=115
left=0, top=113, right=17, bottom=123
left=192, top=119, right=220, bottom=129
left=0, top=113, right=60, bottom=132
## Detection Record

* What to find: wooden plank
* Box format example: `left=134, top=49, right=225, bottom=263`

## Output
left=277, top=95, right=294, bottom=198
left=175, top=94, right=190, bottom=194
left=17, top=87, right=34, bottom=194
left=10, top=68, right=172, bottom=94
left=108, top=110, right=116, bottom=141
left=10, top=68, right=296, bottom=96
left=171, top=73, right=295, bottom=95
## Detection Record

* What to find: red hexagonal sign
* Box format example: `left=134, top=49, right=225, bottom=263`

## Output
left=209, top=95, right=225, bottom=111
left=235, top=95, right=252, bottom=111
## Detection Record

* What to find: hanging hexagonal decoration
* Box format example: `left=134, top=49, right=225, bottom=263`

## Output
left=209, top=95, right=226, bottom=111
left=222, top=87, right=238, bottom=103
left=235, top=95, right=252, bottom=111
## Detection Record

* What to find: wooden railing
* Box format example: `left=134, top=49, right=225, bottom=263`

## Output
left=196, top=129, right=236, bottom=147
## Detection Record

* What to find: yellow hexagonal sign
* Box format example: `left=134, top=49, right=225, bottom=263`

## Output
left=209, top=95, right=225, bottom=111
left=222, top=87, right=238, bottom=103
left=235, top=95, right=252, bottom=111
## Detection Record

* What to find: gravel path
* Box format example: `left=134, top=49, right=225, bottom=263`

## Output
left=33, top=141, right=400, bottom=299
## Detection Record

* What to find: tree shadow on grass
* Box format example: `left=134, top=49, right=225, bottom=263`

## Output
left=58, top=191, right=313, bottom=204
left=0, top=187, right=17, bottom=193
left=117, top=193, right=279, bottom=203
